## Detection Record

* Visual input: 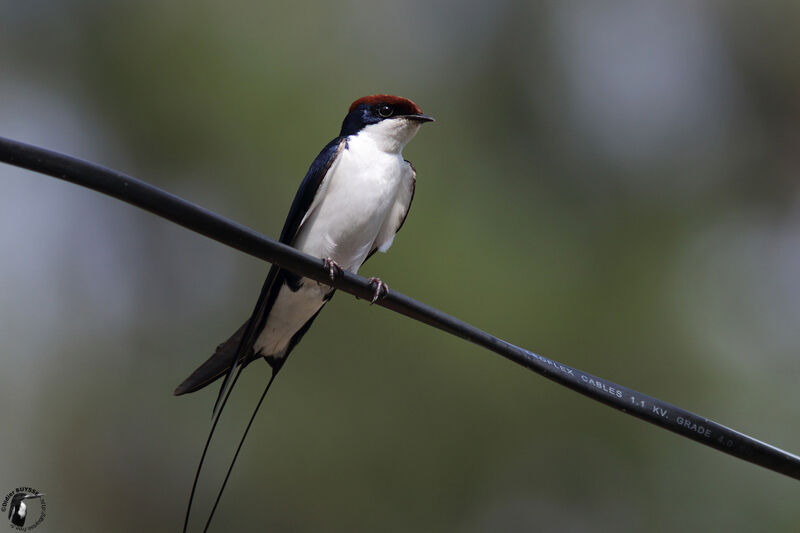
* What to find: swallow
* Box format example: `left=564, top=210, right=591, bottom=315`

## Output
left=176, top=95, right=433, bottom=532
left=174, top=95, right=433, bottom=397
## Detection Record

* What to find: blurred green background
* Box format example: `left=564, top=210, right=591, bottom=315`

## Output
left=2, top=1, right=800, bottom=531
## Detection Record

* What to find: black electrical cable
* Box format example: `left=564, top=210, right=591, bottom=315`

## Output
left=1, top=135, right=799, bottom=481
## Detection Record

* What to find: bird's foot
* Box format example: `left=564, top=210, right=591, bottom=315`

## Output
left=367, top=277, right=389, bottom=304
left=322, top=257, right=344, bottom=282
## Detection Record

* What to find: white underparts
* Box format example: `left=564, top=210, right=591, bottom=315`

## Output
left=253, top=117, right=420, bottom=358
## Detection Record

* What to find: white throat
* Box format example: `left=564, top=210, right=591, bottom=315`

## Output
left=355, top=117, right=422, bottom=153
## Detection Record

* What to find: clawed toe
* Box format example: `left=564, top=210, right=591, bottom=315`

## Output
left=367, top=277, right=389, bottom=304
left=322, top=258, right=344, bottom=282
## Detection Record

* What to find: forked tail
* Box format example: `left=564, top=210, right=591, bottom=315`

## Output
left=182, top=361, right=284, bottom=533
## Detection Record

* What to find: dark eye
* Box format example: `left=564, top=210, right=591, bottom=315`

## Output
left=377, top=104, right=394, bottom=118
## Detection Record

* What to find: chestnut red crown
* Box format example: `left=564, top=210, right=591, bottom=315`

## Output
left=349, top=94, right=424, bottom=116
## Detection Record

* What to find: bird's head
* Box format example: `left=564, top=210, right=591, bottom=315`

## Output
left=340, top=95, right=434, bottom=151
left=8, top=493, right=43, bottom=523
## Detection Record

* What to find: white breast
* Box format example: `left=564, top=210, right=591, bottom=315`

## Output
left=253, top=118, right=420, bottom=358
left=293, top=127, right=414, bottom=273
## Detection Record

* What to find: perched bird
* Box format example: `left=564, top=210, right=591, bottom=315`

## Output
left=175, top=94, right=432, bottom=397
left=176, top=95, right=433, bottom=531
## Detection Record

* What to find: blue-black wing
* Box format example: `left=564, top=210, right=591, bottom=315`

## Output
left=174, top=137, right=346, bottom=395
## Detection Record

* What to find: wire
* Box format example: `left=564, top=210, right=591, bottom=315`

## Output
left=1, top=135, right=799, bottom=484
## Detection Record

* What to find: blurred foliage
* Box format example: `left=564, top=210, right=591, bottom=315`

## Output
left=2, top=1, right=800, bottom=531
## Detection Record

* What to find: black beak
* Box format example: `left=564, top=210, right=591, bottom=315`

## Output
left=407, top=113, right=435, bottom=123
